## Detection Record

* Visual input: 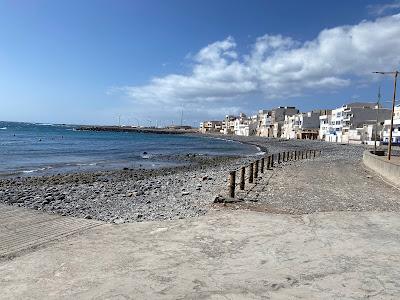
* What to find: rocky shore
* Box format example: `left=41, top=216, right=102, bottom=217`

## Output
left=0, top=135, right=387, bottom=223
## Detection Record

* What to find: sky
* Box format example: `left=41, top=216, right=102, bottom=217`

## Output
left=0, top=0, right=400, bottom=126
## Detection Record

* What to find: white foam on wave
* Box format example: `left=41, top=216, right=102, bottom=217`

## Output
left=22, top=167, right=47, bottom=174
left=76, top=162, right=97, bottom=166
left=36, top=123, right=54, bottom=126
left=0, top=127, right=7, bottom=130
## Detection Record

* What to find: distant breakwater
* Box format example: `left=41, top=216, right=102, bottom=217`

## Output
left=77, top=126, right=198, bottom=135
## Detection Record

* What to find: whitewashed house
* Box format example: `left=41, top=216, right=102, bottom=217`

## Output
left=382, top=105, right=400, bottom=145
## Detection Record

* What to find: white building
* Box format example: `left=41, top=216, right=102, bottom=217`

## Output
left=234, top=113, right=257, bottom=136
left=283, top=111, right=322, bottom=140
left=256, top=110, right=273, bottom=137
left=199, top=121, right=222, bottom=133
left=324, top=102, right=391, bottom=143
left=382, top=105, right=400, bottom=145
left=319, top=113, right=332, bottom=140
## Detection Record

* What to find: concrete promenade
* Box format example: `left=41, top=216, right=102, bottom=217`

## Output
left=1, top=210, right=400, bottom=299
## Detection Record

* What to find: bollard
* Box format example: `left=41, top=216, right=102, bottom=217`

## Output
left=229, top=171, right=236, bottom=198
left=249, top=163, right=254, bottom=183
left=278, top=152, right=281, bottom=164
left=305, top=150, right=308, bottom=159
left=283, top=152, right=286, bottom=162
left=301, top=151, right=304, bottom=159
left=313, top=150, right=316, bottom=158
left=254, top=160, right=259, bottom=179
left=294, top=151, right=297, bottom=160
left=287, top=151, right=290, bottom=161
left=267, top=155, right=271, bottom=169
left=271, top=154, right=275, bottom=167
left=291, top=151, right=294, bottom=160
left=260, top=157, right=265, bottom=173
left=240, top=166, right=245, bottom=190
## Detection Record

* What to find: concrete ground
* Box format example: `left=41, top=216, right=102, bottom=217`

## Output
left=0, top=204, right=101, bottom=259
left=1, top=209, right=400, bottom=299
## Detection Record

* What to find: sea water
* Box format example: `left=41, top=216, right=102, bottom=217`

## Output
left=0, top=121, right=258, bottom=176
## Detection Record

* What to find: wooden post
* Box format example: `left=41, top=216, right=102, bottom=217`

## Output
left=267, top=155, right=271, bottom=169
left=282, top=152, right=286, bottom=162
left=254, top=160, right=259, bottom=179
left=278, top=152, right=281, bottom=163
left=287, top=151, right=290, bottom=161
left=294, top=151, right=297, bottom=160
left=229, top=171, right=236, bottom=198
left=301, top=151, right=304, bottom=159
left=240, top=166, right=245, bottom=190
left=305, top=150, right=308, bottom=159
left=249, top=163, right=254, bottom=183
left=260, top=157, right=265, bottom=173
left=271, top=154, right=274, bottom=167
left=291, top=151, right=294, bottom=160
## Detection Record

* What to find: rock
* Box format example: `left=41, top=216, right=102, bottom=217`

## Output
left=84, top=215, right=92, bottom=219
left=213, top=195, right=225, bottom=203
left=113, top=218, right=125, bottom=224
left=201, top=176, right=208, bottom=181
left=182, top=192, right=190, bottom=196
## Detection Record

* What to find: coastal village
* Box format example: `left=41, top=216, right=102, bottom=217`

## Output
left=200, top=102, right=400, bottom=145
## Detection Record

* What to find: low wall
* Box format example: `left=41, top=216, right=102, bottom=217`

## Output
left=363, top=150, right=400, bottom=187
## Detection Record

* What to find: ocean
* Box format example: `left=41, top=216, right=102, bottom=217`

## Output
left=0, top=121, right=259, bottom=177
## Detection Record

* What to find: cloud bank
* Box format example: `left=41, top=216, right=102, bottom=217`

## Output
left=118, top=13, right=400, bottom=118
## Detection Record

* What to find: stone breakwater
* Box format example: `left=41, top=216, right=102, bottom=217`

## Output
left=77, top=125, right=198, bottom=134
left=0, top=137, right=392, bottom=224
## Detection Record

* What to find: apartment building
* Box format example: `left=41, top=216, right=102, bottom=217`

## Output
left=382, top=105, right=400, bottom=145
left=233, top=113, right=258, bottom=136
left=270, top=106, right=299, bottom=138
left=256, top=110, right=273, bottom=137
left=324, top=102, right=391, bottom=144
left=283, top=110, right=323, bottom=140
left=199, top=121, right=222, bottom=134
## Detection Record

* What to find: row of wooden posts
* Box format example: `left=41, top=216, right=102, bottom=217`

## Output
left=228, top=149, right=321, bottom=198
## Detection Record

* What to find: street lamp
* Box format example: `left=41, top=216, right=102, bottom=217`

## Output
left=373, top=71, right=398, bottom=160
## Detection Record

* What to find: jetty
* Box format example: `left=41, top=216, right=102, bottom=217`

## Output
left=77, top=125, right=198, bottom=135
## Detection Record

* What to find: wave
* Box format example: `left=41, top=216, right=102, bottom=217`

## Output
left=76, top=162, right=97, bottom=166
left=22, top=167, right=47, bottom=174
left=0, top=127, right=7, bottom=130
left=36, top=123, right=54, bottom=126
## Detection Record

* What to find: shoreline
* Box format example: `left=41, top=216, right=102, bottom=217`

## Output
left=0, top=136, right=373, bottom=224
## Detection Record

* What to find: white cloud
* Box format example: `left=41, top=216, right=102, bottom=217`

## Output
left=116, top=13, right=400, bottom=118
left=368, top=1, right=400, bottom=16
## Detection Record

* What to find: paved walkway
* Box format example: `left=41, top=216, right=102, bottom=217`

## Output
left=1, top=210, right=400, bottom=299
left=0, top=204, right=102, bottom=259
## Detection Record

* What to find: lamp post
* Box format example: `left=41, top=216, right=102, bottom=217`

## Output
left=374, top=86, right=381, bottom=154
left=373, top=71, right=398, bottom=160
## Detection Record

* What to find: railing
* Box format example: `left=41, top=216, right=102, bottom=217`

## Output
left=228, top=149, right=321, bottom=198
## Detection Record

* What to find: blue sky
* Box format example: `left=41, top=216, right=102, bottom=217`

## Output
left=1, top=0, right=400, bottom=126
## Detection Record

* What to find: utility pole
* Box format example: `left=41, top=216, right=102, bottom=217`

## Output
left=373, top=71, right=398, bottom=160
left=180, top=108, right=183, bottom=126
left=118, top=115, right=121, bottom=127
left=374, top=86, right=381, bottom=154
